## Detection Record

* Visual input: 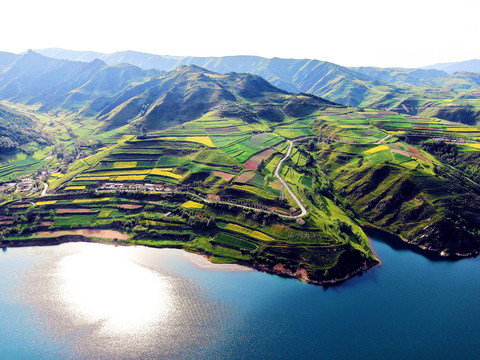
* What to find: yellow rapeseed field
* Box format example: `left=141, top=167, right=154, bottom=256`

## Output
left=386, top=130, right=406, bottom=134
left=64, top=186, right=86, bottom=190
left=185, top=136, right=215, bottom=147
left=111, top=175, right=147, bottom=181
left=156, top=136, right=215, bottom=147
left=181, top=201, right=204, bottom=209
left=119, top=135, right=135, bottom=142
left=114, top=161, right=137, bottom=169
left=466, top=143, right=480, bottom=149
left=446, top=128, right=479, bottom=132
left=225, top=223, right=274, bottom=241
left=36, top=200, right=57, bottom=206
left=151, top=168, right=182, bottom=179
left=364, top=145, right=389, bottom=155
left=157, top=137, right=178, bottom=140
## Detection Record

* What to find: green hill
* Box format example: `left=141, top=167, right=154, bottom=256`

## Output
left=0, top=102, right=49, bottom=153
left=35, top=49, right=480, bottom=119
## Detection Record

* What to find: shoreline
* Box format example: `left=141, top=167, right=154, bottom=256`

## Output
left=361, top=223, right=479, bottom=260
left=1, top=236, right=376, bottom=286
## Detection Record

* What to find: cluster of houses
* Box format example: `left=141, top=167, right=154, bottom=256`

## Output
left=17, top=179, right=35, bottom=192
left=431, top=137, right=466, bottom=143
left=0, top=183, right=15, bottom=193
left=0, top=178, right=37, bottom=195
left=98, top=182, right=176, bottom=193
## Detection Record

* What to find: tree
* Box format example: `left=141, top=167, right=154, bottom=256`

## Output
left=257, top=159, right=265, bottom=172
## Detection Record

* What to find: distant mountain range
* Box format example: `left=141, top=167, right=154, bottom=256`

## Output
left=2, top=49, right=480, bottom=129
left=31, top=49, right=480, bottom=106
left=422, top=59, right=480, bottom=75
left=0, top=50, right=336, bottom=135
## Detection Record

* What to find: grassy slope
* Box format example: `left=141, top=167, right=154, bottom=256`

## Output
left=313, top=111, right=480, bottom=256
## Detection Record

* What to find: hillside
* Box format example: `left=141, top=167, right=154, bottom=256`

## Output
left=0, top=87, right=374, bottom=285
left=0, top=51, right=161, bottom=113
left=36, top=48, right=404, bottom=107
left=311, top=109, right=480, bottom=256
left=0, top=51, right=19, bottom=71
left=0, top=102, right=49, bottom=153
left=36, top=49, right=480, bottom=114
left=422, top=59, right=480, bottom=74
left=0, top=52, right=339, bottom=133
left=352, top=67, right=449, bottom=87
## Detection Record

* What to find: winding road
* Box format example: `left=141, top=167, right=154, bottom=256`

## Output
left=273, top=138, right=308, bottom=218
left=41, top=182, right=48, bottom=196
left=94, top=137, right=312, bottom=220
left=376, top=134, right=392, bottom=144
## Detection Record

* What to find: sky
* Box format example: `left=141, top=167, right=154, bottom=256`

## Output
left=2, top=0, right=480, bottom=68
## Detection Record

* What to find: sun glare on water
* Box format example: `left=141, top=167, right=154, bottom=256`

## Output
left=56, top=246, right=172, bottom=334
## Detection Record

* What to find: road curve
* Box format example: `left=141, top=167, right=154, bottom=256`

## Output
left=274, top=138, right=309, bottom=218
left=41, top=182, right=48, bottom=196
left=376, top=134, right=392, bottom=144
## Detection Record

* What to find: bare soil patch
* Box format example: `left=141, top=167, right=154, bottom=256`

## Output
left=213, top=171, right=236, bottom=181
left=56, top=208, right=92, bottom=214
left=33, top=229, right=130, bottom=240
left=251, top=148, right=275, bottom=162
left=235, top=171, right=256, bottom=183
left=117, top=204, right=143, bottom=209
left=243, top=160, right=259, bottom=171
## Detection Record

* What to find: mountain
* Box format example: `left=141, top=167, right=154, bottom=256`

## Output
left=0, top=51, right=19, bottom=71
left=0, top=51, right=162, bottom=116
left=93, top=64, right=340, bottom=132
left=36, top=48, right=480, bottom=109
left=422, top=59, right=480, bottom=74
left=36, top=48, right=403, bottom=107
left=0, top=51, right=339, bottom=133
left=33, top=48, right=105, bottom=63
left=352, top=67, right=449, bottom=86
left=0, top=102, right=49, bottom=154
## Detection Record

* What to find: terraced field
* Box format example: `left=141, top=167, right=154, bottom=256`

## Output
left=1, top=109, right=380, bottom=285
left=4, top=101, right=479, bottom=285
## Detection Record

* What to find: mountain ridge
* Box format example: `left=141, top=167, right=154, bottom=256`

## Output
left=35, top=48, right=480, bottom=109
left=0, top=51, right=339, bottom=133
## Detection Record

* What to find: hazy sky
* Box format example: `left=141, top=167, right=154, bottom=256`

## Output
left=2, top=0, right=479, bottom=68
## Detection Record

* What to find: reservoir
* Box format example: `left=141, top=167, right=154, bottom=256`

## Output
left=1, top=232, right=479, bottom=359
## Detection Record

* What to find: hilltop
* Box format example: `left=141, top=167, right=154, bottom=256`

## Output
left=33, top=49, right=480, bottom=127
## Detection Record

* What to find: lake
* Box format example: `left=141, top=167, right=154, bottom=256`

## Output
left=1, top=232, right=479, bottom=359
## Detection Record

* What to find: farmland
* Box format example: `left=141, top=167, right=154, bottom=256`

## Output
left=2, top=90, right=480, bottom=285
left=0, top=107, right=382, bottom=285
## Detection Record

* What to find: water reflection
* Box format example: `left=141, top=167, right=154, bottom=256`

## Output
left=56, top=246, right=172, bottom=335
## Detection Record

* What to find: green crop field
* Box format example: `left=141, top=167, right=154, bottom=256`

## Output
left=4, top=65, right=479, bottom=287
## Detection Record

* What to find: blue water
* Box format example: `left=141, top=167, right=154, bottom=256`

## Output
left=1, top=233, right=480, bottom=359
